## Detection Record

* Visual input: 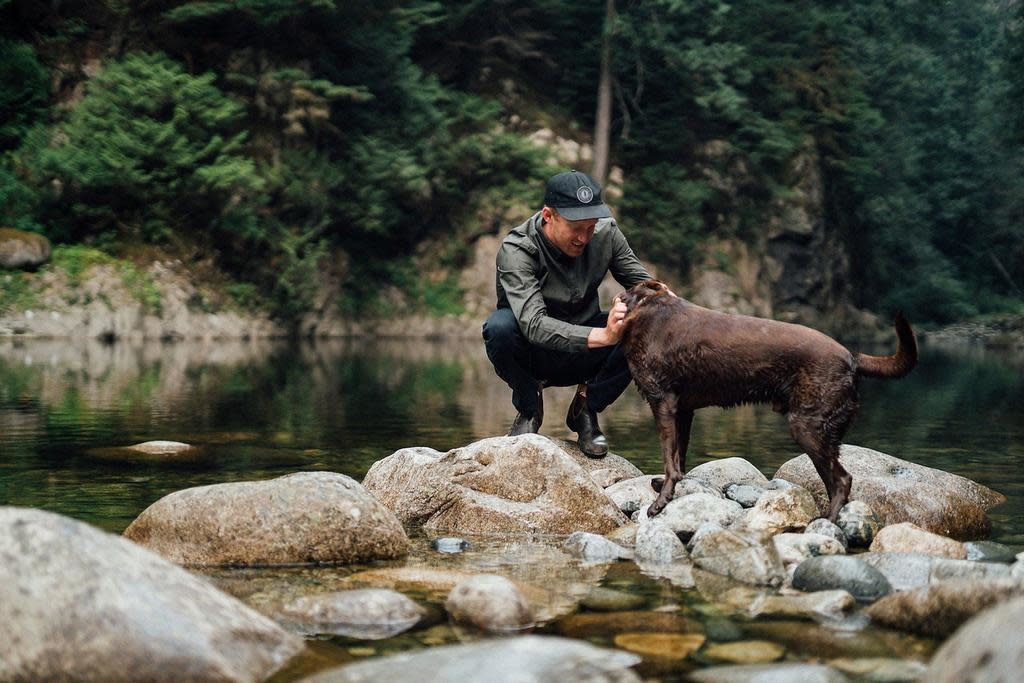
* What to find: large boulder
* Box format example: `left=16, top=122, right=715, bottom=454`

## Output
left=0, top=227, right=51, bottom=269
left=123, top=471, right=410, bottom=566
left=300, top=635, right=642, bottom=683
left=774, top=444, right=1005, bottom=539
left=865, top=579, right=1024, bottom=638
left=0, top=507, right=302, bottom=682
left=926, top=597, right=1024, bottom=682
left=362, top=435, right=628, bottom=534
left=552, top=438, right=643, bottom=485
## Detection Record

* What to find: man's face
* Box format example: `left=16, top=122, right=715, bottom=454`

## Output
left=541, top=207, right=598, bottom=258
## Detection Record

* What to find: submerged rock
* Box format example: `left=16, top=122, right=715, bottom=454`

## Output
left=865, top=579, right=1024, bottom=638
left=926, top=597, right=1024, bottom=683
left=123, top=471, right=410, bottom=566
left=0, top=507, right=302, bottom=682
left=580, top=587, right=646, bottom=612
left=869, top=522, right=967, bottom=559
left=613, top=632, right=706, bottom=660
left=126, top=440, right=194, bottom=454
left=362, top=435, right=628, bottom=534
left=720, top=587, right=855, bottom=621
left=793, top=556, right=891, bottom=603
left=299, top=635, right=642, bottom=683
left=278, top=588, right=425, bottom=639
left=432, top=537, right=470, bottom=554
left=775, top=445, right=1005, bottom=539
left=703, top=640, right=786, bottom=664
left=689, top=663, right=849, bottom=683
left=445, top=574, right=534, bottom=633
left=563, top=531, right=633, bottom=563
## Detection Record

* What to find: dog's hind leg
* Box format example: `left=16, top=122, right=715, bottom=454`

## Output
left=788, top=414, right=852, bottom=522
left=648, top=395, right=692, bottom=517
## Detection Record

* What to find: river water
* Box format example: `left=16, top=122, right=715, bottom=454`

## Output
left=2, top=336, right=1023, bottom=678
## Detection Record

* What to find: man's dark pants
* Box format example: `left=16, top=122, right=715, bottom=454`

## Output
left=482, top=307, right=633, bottom=418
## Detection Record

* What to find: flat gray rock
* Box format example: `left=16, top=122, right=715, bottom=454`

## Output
left=0, top=507, right=302, bottom=682
left=299, top=635, right=642, bottom=683
left=792, top=556, right=892, bottom=603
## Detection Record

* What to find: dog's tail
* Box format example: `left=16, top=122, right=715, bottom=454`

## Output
left=855, top=312, right=918, bottom=379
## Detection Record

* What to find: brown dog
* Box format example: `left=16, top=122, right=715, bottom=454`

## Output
left=616, top=280, right=917, bottom=521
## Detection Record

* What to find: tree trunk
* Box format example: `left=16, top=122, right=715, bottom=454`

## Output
left=592, top=0, right=615, bottom=185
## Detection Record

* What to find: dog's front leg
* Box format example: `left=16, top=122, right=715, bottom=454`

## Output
left=648, top=396, right=688, bottom=517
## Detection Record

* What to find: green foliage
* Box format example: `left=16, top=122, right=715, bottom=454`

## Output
left=0, top=40, right=49, bottom=151
left=620, top=164, right=713, bottom=274
left=37, top=52, right=261, bottom=241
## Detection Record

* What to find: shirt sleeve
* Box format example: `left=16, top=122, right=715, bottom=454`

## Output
left=608, top=222, right=653, bottom=287
left=496, top=245, right=593, bottom=353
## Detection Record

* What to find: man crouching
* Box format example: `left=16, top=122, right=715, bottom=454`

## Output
left=482, top=169, right=652, bottom=457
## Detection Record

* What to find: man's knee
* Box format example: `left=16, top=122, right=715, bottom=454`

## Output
left=482, top=308, right=523, bottom=352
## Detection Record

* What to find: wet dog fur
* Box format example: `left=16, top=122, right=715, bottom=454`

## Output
left=616, top=280, right=917, bottom=521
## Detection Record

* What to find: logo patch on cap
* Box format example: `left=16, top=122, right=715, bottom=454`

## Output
left=576, top=186, right=594, bottom=204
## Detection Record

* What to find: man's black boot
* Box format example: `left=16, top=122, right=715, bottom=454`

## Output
left=507, top=386, right=543, bottom=436
left=566, top=386, right=608, bottom=458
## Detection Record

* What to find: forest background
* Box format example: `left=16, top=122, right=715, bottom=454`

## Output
left=1, top=0, right=1022, bottom=328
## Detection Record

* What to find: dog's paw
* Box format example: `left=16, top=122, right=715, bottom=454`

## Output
left=650, top=476, right=665, bottom=493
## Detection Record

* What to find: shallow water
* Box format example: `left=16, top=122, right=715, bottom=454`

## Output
left=2, top=336, right=1023, bottom=678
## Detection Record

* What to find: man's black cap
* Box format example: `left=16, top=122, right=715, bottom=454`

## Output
left=543, top=170, right=612, bottom=221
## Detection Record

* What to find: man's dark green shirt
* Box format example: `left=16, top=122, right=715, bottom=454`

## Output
left=495, top=211, right=652, bottom=353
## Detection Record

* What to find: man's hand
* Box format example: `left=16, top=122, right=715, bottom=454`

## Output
left=587, top=297, right=628, bottom=348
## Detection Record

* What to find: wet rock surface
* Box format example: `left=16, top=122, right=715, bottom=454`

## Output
left=563, top=531, right=633, bottom=562
left=299, top=635, right=643, bottom=683
left=775, top=445, right=1005, bottom=539
left=362, top=435, right=628, bottom=534
left=690, top=528, right=786, bottom=587
left=689, top=663, right=850, bottom=682
left=865, top=579, right=1024, bottom=638
left=836, top=501, right=883, bottom=548
left=444, top=574, right=534, bottom=633
left=123, top=471, right=410, bottom=566
left=278, top=588, right=425, bottom=639
left=792, top=556, right=892, bottom=603
left=0, top=507, right=302, bottom=682
left=926, top=597, right=1024, bottom=683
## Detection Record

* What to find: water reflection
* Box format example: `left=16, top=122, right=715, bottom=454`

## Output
left=1, top=337, right=1022, bottom=543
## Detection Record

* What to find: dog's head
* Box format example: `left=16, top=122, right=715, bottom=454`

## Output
left=617, top=279, right=674, bottom=312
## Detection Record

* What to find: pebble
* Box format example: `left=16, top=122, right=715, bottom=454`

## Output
left=613, top=632, right=706, bottom=660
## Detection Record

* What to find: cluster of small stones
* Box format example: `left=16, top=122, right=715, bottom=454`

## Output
left=3, top=437, right=1019, bottom=682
